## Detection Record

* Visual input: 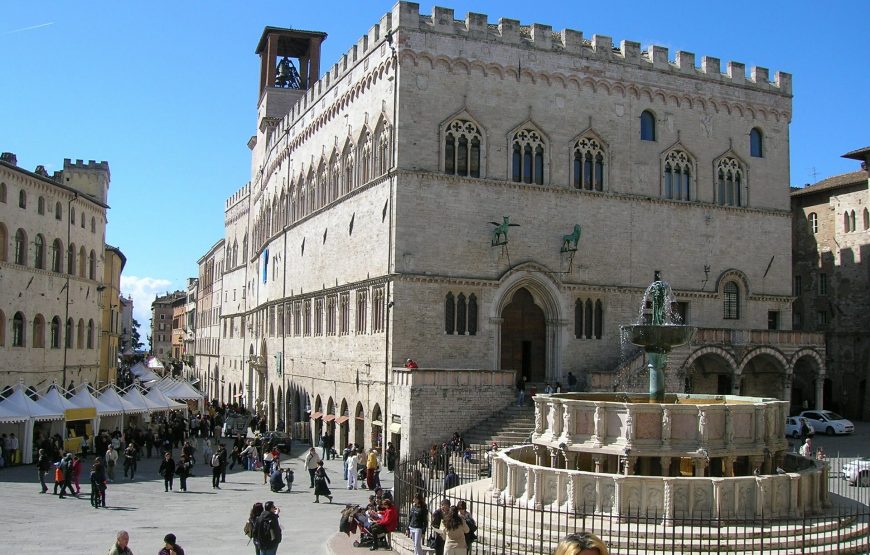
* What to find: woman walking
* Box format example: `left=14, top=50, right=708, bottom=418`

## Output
left=407, top=493, right=429, bottom=555
left=89, top=458, right=107, bottom=508
left=246, top=502, right=264, bottom=555
left=177, top=453, right=192, bottom=492
left=159, top=452, right=176, bottom=492
left=313, top=460, right=333, bottom=503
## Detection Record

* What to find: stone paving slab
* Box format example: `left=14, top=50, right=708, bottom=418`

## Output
left=0, top=444, right=395, bottom=554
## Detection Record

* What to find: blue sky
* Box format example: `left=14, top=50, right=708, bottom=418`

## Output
left=2, top=1, right=868, bottom=329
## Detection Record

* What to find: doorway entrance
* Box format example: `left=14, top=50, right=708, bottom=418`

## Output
left=500, top=287, right=546, bottom=382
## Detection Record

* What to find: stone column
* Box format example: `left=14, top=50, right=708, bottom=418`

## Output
left=723, top=456, right=736, bottom=477
left=533, top=445, right=547, bottom=467
left=592, top=403, right=605, bottom=448
left=661, top=407, right=672, bottom=447
left=662, top=479, right=674, bottom=525
left=491, top=318, right=503, bottom=371
left=592, top=455, right=604, bottom=473
left=660, top=456, right=672, bottom=477
left=732, top=373, right=742, bottom=395
left=551, top=400, right=563, bottom=438
left=548, top=447, right=559, bottom=468
left=788, top=474, right=801, bottom=517
left=782, top=373, right=793, bottom=406
left=814, top=374, right=825, bottom=410
left=307, top=37, right=322, bottom=87
left=712, top=479, right=724, bottom=519
left=532, top=468, right=543, bottom=509
left=693, top=458, right=707, bottom=477
left=503, top=463, right=514, bottom=505
left=625, top=456, right=638, bottom=476
left=749, top=455, right=764, bottom=475
left=560, top=403, right=574, bottom=445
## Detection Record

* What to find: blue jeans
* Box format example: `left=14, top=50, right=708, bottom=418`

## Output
left=260, top=546, right=278, bottom=555
left=517, top=390, right=525, bottom=406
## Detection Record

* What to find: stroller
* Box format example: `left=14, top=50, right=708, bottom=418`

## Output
left=342, top=506, right=391, bottom=550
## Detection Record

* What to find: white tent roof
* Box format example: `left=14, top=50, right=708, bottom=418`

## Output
left=157, top=378, right=203, bottom=401
left=34, top=386, right=76, bottom=414
left=146, top=357, right=165, bottom=370
left=122, top=386, right=164, bottom=412
left=68, top=386, right=122, bottom=416
left=144, top=386, right=187, bottom=411
left=0, top=402, right=27, bottom=423
left=98, top=386, right=147, bottom=414
left=0, top=384, right=62, bottom=421
left=129, top=362, right=161, bottom=383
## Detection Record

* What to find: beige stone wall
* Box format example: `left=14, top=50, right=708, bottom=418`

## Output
left=0, top=161, right=107, bottom=390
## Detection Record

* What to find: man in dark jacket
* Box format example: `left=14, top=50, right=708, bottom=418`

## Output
left=58, top=453, right=76, bottom=498
left=37, top=448, right=51, bottom=493
left=256, top=500, right=283, bottom=554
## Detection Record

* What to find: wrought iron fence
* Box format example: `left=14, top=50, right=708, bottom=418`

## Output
left=392, top=444, right=870, bottom=554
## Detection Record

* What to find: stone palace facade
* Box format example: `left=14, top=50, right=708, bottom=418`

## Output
left=191, top=2, right=825, bottom=456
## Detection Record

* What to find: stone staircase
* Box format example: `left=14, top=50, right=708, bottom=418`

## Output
left=462, top=401, right=536, bottom=449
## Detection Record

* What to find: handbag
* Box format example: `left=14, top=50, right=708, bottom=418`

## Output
left=426, top=532, right=438, bottom=548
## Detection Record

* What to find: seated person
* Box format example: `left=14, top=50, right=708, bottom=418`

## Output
left=370, top=498, right=398, bottom=535
left=269, top=467, right=285, bottom=492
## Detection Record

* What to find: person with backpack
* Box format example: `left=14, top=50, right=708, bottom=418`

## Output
left=245, top=502, right=264, bottom=554
left=211, top=445, right=224, bottom=489
left=255, top=500, right=283, bottom=555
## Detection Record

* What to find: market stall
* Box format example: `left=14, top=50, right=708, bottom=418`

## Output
left=0, top=384, right=62, bottom=463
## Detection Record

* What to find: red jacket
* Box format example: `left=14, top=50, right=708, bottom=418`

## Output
left=377, top=506, right=399, bottom=532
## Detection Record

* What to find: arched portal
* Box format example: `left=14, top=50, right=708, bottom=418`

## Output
left=269, top=385, right=275, bottom=430
left=791, top=351, right=823, bottom=412
left=739, top=349, right=788, bottom=399
left=354, top=402, right=365, bottom=447
left=683, top=348, right=738, bottom=395
left=313, top=395, right=323, bottom=443
left=213, top=364, right=220, bottom=403
left=500, top=287, right=547, bottom=382
left=276, top=386, right=284, bottom=431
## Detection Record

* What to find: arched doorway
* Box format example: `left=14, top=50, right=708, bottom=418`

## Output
left=325, top=397, right=336, bottom=450
left=371, top=404, right=383, bottom=450
left=313, top=395, right=323, bottom=443
left=740, top=349, right=788, bottom=399
left=500, top=287, right=546, bottom=382
left=354, top=402, right=365, bottom=447
left=684, top=349, right=737, bottom=395
left=213, top=364, right=220, bottom=403
left=277, top=386, right=284, bottom=431
left=269, top=385, right=275, bottom=429
left=792, top=353, right=822, bottom=412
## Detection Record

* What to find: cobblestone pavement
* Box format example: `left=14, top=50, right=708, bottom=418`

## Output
left=0, top=442, right=393, bottom=554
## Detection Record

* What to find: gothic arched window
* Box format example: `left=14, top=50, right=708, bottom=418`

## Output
left=445, top=292, right=455, bottom=335
left=456, top=293, right=467, bottom=335
left=511, top=128, right=545, bottom=185
left=750, top=128, right=763, bottom=157
left=572, top=136, right=606, bottom=191
left=34, top=234, right=45, bottom=269
left=663, top=149, right=693, bottom=201
left=51, top=316, right=61, bottom=348
left=717, top=157, right=744, bottom=207
left=14, top=228, right=27, bottom=265
left=640, top=110, right=656, bottom=141
left=723, top=281, right=740, bottom=319
left=574, top=299, right=584, bottom=339
left=467, top=294, right=478, bottom=336
left=13, top=312, right=26, bottom=347
left=51, top=239, right=63, bottom=272
left=444, top=119, right=482, bottom=178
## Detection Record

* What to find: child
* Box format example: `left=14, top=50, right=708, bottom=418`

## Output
left=285, top=468, right=294, bottom=492
left=53, top=463, right=64, bottom=495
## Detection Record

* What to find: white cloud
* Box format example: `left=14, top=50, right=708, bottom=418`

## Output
left=121, top=275, right=173, bottom=341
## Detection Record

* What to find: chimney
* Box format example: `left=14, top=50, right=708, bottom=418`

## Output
left=34, top=165, right=49, bottom=177
left=1, top=152, right=17, bottom=166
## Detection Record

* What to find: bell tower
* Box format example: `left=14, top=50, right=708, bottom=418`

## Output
left=254, top=27, right=327, bottom=139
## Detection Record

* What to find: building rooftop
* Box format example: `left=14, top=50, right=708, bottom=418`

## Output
left=842, top=146, right=870, bottom=161
left=790, top=170, right=868, bottom=198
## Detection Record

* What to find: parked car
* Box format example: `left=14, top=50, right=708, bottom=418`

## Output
left=799, top=410, right=854, bottom=436
left=260, top=431, right=292, bottom=453
left=842, top=457, right=870, bottom=487
left=785, top=416, right=814, bottom=439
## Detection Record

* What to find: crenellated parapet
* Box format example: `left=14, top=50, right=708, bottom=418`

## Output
left=391, top=2, right=790, bottom=96
left=225, top=182, right=251, bottom=210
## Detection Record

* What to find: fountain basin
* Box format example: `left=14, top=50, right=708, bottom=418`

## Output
left=621, top=324, right=696, bottom=353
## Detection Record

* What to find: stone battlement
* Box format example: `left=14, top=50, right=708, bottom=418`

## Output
left=392, top=2, right=790, bottom=95
left=225, top=182, right=251, bottom=209
left=63, top=158, right=110, bottom=172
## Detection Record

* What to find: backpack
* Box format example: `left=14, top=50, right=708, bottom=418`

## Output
left=255, top=514, right=274, bottom=547
left=211, top=453, right=221, bottom=468
left=243, top=519, right=253, bottom=538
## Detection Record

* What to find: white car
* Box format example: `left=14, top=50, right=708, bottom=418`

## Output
left=799, top=410, right=854, bottom=436
left=842, top=457, right=870, bottom=487
left=785, top=416, right=814, bottom=439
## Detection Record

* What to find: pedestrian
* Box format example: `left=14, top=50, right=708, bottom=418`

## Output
left=90, top=458, right=107, bottom=508
left=158, top=451, right=176, bottom=492
left=366, top=449, right=379, bottom=490
left=284, top=468, right=294, bottom=492
left=255, top=500, right=283, bottom=555
left=7, top=432, right=19, bottom=465
left=355, top=449, right=367, bottom=489
left=443, top=465, right=460, bottom=490
left=799, top=438, right=813, bottom=457
left=263, top=443, right=274, bottom=484
left=37, top=448, right=51, bottom=493
left=246, top=502, right=264, bottom=554
left=567, top=371, right=578, bottom=392
left=313, top=460, right=333, bottom=503
left=105, top=444, right=118, bottom=482
left=123, top=442, right=138, bottom=480
left=408, top=493, right=429, bottom=555
left=386, top=442, right=396, bottom=472
left=107, top=530, right=133, bottom=555
left=211, top=444, right=224, bottom=489
left=437, top=505, right=470, bottom=555
left=177, top=453, right=192, bottom=492
left=553, top=532, right=610, bottom=555
left=345, top=452, right=357, bottom=490
left=304, top=447, right=321, bottom=488
left=456, top=500, right=477, bottom=554
left=53, top=461, right=64, bottom=495
left=72, top=455, right=83, bottom=494
left=218, top=443, right=229, bottom=482
left=59, top=453, right=76, bottom=498
left=158, top=533, right=184, bottom=555
left=516, top=375, right=527, bottom=406
left=320, top=434, right=329, bottom=461
left=431, top=499, right=450, bottom=555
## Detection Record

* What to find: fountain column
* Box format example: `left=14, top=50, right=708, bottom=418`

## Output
left=659, top=456, right=672, bottom=477
left=692, top=458, right=707, bottom=477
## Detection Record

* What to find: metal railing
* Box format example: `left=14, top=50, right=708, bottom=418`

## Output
left=393, top=444, right=870, bottom=554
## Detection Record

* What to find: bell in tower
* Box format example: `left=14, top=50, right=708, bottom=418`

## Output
left=275, top=57, right=303, bottom=89
left=255, top=27, right=327, bottom=96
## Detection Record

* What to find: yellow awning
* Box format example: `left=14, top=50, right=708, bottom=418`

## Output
left=65, top=408, right=97, bottom=421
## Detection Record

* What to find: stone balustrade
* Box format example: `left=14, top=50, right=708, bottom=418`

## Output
left=490, top=445, right=828, bottom=520
left=532, top=393, right=789, bottom=460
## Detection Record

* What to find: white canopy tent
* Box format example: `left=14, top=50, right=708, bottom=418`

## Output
left=157, top=377, right=204, bottom=400
left=0, top=384, right=63, bottom=463
left=122, top=386, right=165, bottom=413
left=129, top=362, right=161, bottom=383
left=145, top=386, right=188, bottom=413
left=146, top=357, right=165, bottom=370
